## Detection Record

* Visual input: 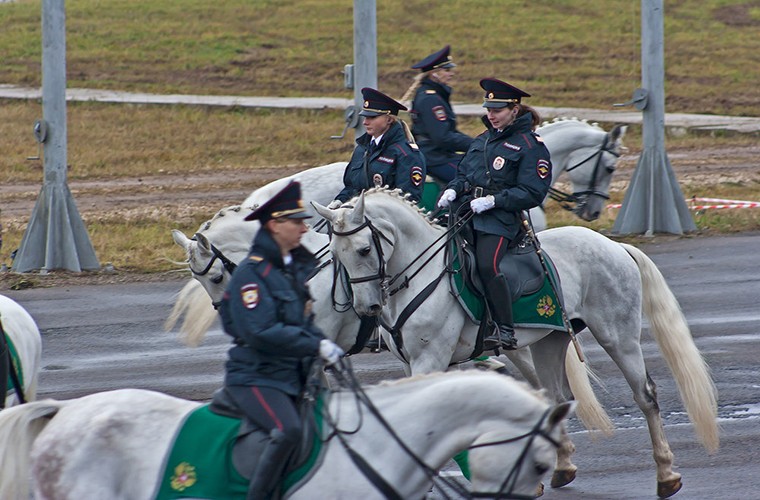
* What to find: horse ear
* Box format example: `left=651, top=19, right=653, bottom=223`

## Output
left=547, top=401, right=577, bottom=429
left=311, top=201, right=337, bottom=223
left=609, top=124, right=628, bottom=145
left=350, top=192, right=366, bottom=225
left=194, top=233, right=213, bottom=254
left=171, top=229, right=192, bottom=251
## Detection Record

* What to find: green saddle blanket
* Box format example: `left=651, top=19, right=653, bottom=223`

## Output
left=448, top=246, right=566, bottom=331
left=4, top=333, right=24, bottom=395
left=155, top=397, right=326, bottom=499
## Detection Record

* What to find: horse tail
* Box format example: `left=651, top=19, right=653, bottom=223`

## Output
left=164, top=279, right=217, bottom=347
left=0, top=400, right=64, bottom=500
left=620, top=243, right=720, bottom=452
left=565, top=346, right=614, bottom=436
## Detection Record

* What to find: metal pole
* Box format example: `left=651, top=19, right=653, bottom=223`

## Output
left=12, top=0, right=99, bottom=272
left=611, top=0, right=695, bottom=235
left=352, top=0, right=377, bottom=139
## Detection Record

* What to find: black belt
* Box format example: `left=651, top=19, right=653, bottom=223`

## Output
left=470, top=186, right=499, bottom=197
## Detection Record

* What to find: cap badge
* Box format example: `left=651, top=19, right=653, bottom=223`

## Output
left=364, top=100, right=369, bottom=108
left=488, top=92, right=494, bottom=99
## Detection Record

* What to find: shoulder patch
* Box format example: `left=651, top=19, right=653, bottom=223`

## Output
left=425, top=89, right=437, bottom=94
left=432, top=105, right=447, bottom=122
left=240, top=283, right=260, bottom=309
left=537, top=159, right=551, bottom=179
left=411, top=166, right=424, bottom=187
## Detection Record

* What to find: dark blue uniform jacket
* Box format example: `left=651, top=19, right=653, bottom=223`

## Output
left=411, top=79, right=473, bottom=167
left=446, top=113, right=552, bottom=241
left=219, top=229, right=324, bottom=396
left=336, top=121, right=426, bottom=203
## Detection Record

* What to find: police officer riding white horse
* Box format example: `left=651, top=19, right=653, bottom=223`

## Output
left=438, top=78, right=553, bottom=352
left=403, top=45, right=473, bottom=184
left=218, top=180, right=345, bottom=500
left=328, top=87, right=426, bottom=208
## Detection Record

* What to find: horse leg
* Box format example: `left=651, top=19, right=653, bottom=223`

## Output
left=529, top=332, right=577, bottom=488
left=593, top=333, right=682, bottom=498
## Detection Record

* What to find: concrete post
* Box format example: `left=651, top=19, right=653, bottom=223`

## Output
left=352, top=0, right=377, bottom=139
left=611, top=0, right=695, bottom=235
left=12, top=0, right=99, bottom=272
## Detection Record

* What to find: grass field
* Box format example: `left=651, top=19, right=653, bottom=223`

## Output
left=1, top=0, right=759, bottom=276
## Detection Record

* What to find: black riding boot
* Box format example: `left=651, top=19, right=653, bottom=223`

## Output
left=483, top=274, right=518, bottom=351
left=247, top=429, right=295, bottom=500
left=0, top=330, right=9, bottom=410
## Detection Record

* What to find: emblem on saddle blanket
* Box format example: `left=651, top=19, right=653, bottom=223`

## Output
left=155, top=399, right=328, bottom=499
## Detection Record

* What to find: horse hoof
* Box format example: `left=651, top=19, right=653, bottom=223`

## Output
left=657, top=477, right=683, bottom=498
left=550, top=469, right=576, bottom=488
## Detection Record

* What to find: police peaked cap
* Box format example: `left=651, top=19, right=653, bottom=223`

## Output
left=244, top=180, right=311, bottom=222
left=480, top=78, right=531, bottom=108
left=359, top=87, right=407, bottom=117
left=411, top=45, right=456, bottom=72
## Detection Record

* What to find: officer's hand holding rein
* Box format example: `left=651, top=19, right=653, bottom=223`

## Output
left=319, top=339, right=345, bottom=366
left=470, top=195, right=496, bottom=214
left=437, top=188, right=457, bottom=208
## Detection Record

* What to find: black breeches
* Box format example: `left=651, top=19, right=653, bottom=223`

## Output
left=226, top=385, right=302, bottom=445
left=474, top=231, right=510, bottom=283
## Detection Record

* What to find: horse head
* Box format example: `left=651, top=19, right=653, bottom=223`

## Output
left=539, top=119, right=628, bottom=221
left=313, top=190, right=405, bottom=317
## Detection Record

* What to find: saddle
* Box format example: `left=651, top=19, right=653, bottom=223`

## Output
left=153, top=386, right=328, bottom=500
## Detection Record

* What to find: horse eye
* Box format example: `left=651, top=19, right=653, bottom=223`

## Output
left=358, top=246, right=371, bottom=257
left=210, top=275, right=224, bottom=284
left=606, top=165, right=616, bottom=173
left=534, top=462, right=550, bottom=476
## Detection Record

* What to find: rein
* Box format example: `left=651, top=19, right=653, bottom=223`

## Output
left=188, top=237, right=238, bottom=277
left=326, top=359, right=558, bottom=499
left=548, top=135, right=620, bottom=214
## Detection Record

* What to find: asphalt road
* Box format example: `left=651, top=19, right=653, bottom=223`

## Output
left=5, top=232, right=760, bottom=499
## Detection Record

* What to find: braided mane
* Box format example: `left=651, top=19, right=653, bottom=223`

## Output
left=347, top=186, right=438, bottom=228
left=538, top=116, right=605, bottom=131
left=199, top=205, right=243, bottom=232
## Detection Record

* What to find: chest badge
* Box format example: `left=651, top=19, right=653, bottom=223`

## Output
left=241, top=283, right=259, bottom=310
left=373, top=173, right=384, bottom=187
left=493, top=156, right=505, bottom=170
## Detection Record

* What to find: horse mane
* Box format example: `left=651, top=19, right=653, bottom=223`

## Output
left=346, top=186, right=438, bottom=228
left=199, top=205, right=244, bottom=232
left=538, top=116, right=605, bottom=132
left=368, top=370, right=548, bottom=404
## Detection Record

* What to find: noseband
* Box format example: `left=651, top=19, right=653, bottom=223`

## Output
left=330, top=217, right=394, bottom=288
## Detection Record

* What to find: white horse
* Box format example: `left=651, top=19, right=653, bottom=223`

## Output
left=167, top=119, right=626, bottom=359
left=312, top=188, right=719, bottom=498
left=0, top=370, right=575, bottom=500
left=1, top=294, right=42, bottom=409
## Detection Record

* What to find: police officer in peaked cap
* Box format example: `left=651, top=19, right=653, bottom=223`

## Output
left=219, top=180, right=345, bottom=499
left=437, top=78, right=552, bottom=351
left=329, top=87, right=426, bottom=207
left=401, top=45, right=473, bottom=184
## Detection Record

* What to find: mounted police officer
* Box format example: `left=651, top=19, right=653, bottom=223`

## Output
left=219, top=180, right=344, bottom=500
left=401, top=45, right=473, bottom=184
left=437, top=78, right=552, bottom=350
left=328, top=87, right=426, bottom=208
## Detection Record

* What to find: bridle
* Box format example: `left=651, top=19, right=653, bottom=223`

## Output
left=330, top=217, right=394, bottom=291
left=326, top=359, right=561, bottom=500
left=547, top=134, right=620, bottom=215
left=187, top=237, right=239, bottom=308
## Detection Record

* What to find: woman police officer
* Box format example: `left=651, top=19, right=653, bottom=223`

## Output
left=328, top=87, right=426, bottom=208
left=219, top=180, right=344, bottom=500
left=437, top=78, right=552, bottom=350
left=402, top=45, right=473, bottom=184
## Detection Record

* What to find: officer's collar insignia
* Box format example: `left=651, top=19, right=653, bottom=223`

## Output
left=241, top=283, right=260, bottom=310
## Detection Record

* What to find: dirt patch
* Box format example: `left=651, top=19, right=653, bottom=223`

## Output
left=712, top=2, right=760, bottom=27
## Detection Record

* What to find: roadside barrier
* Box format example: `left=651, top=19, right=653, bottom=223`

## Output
left=608, top=197, right=760, bottom=211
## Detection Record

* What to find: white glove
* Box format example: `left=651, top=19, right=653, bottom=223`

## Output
left=470, top=195, right=496, bottom=214
left=327, top=200, right=342, bottom=210
left=437, top=189, right=457, bottom=208
left=319, top=339, right=344, bottom=366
